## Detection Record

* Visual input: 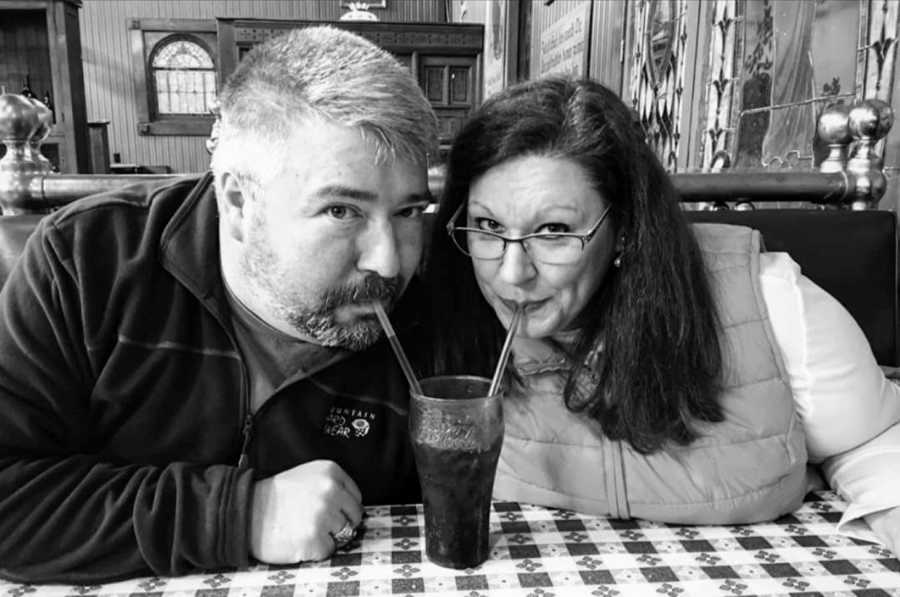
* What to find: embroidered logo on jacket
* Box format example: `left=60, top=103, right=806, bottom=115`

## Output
left=323, top=406, right=376, bottom=439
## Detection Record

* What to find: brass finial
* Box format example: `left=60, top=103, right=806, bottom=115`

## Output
left=0, top=93, right=39, bottom=145
left=0, top=93, right=45, bottom=214
left=846, top=99, right=894, bottom=209
left=817, top=103, right=852, bottom=174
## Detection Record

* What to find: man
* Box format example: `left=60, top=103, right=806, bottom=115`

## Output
left=0, top=26, right=438, bottom=582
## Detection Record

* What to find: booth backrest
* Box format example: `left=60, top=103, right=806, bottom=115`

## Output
left=687, top=209, right=897, bottom=365
left=0, top=206, right=896, bottom=365
left=0, top=215, right=43, bottom=289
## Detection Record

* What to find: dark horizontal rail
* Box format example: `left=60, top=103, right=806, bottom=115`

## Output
left=671, top=171, right=849, bottom=203
left=1, top=169, right=856, bottom=213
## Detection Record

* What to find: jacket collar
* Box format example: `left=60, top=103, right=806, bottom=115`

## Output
left=512, top=330, right=603, bottom=376
left=158, top=172, right=233, bottom=326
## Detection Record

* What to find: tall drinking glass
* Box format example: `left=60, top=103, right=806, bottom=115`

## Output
left=409, top=375, right=503, bottom=569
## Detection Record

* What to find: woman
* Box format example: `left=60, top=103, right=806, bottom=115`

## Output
left=423, top=78, right=900, bottom=555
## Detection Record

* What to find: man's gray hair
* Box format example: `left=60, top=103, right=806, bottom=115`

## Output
left=211, top=26, right=439, bottom=183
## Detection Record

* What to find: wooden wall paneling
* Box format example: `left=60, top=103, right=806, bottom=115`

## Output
left=530, top=0, right=555, bottom=76
left=587, top=0, right=628, bottom=93
left=82, top=1, right=144, bottom=169
left=529, top=1, right=546, bottom=76
left=87, top=120, right=109, bottom=173
left=450, top=0, right=486, bottom=28
left=516, top=0, right=532, bottom=81
left=55, top=0, right=89, bottom=172
left=128, top=24, right=150, bottom=132
left=505, top=1, right=519, bottom=86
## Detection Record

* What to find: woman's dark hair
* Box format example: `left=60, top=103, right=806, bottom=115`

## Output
left=423, top=77, right=724, bottom=454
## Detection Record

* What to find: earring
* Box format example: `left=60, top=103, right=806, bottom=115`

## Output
left=613, top=234, right=626, bottom=268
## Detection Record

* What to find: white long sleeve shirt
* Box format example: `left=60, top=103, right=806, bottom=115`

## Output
left=759, top=252, right=900, bottom=541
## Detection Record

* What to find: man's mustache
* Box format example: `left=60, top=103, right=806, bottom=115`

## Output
left=320, top=274, right=402, bottom=310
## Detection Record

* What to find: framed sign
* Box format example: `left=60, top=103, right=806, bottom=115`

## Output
left=534, top=1, right=590, bottom=78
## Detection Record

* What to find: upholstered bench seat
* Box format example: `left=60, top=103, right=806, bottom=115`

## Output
left=0, top=215, right=43, bottom=290
left=687, top=209, right=897, bottom=366
left=1, top=208, right=896, bottom=365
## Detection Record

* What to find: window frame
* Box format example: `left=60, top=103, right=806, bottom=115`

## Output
left=129, top=18, right=217, bottom=136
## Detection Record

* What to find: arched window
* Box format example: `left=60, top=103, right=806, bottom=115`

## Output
left=131, top=19, right=217, bottom=136
left=150, top=36, right=216, bottom=116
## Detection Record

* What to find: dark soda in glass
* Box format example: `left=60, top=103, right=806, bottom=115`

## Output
left=414, top=440, right=502, bottom=568
left=409, top=375, right=503, bottom=569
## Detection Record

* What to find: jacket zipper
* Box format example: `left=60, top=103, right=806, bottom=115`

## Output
left=155, top=173, right=253, bottom=471
left=237, top=413, right=253, bottom=469
left=613, top=439, right=630, bottom=518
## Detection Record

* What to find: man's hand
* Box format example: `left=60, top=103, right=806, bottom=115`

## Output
left=250, top=460, right=363, bottom=564
left=864, top=506, right=900, bottom=558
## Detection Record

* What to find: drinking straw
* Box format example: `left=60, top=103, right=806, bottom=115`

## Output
left=488, top=305, right=523, bottom=396
left=372, top=301, right=423, bottom=396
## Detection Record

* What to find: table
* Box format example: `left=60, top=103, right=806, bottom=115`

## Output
left=3, top=491, right=898, bottom=597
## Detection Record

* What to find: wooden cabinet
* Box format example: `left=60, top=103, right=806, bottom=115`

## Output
left=0, top=0, right=88, bottom=173
left=419, top=55, right=478, bottom=141
left=216, top=19, right=484, bottom=152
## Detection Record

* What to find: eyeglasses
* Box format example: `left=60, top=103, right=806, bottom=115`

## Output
left=445, top=202, right=612, bottom=265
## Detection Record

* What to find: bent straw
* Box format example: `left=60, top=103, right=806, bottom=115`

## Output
left=372, top=301, right=423, bottom=396
left=488, top=305, right=523, bottom=397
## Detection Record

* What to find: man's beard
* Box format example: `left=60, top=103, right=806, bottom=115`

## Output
left=280, top=274, right=401, bottom=350
left=241, top=225, right=402, bottom=350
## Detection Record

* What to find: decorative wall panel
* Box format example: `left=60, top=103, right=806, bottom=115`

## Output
left=700, top=0, right=867, bottom=171
left=700, top=0, right=738, bottom=170
left=629, top=0, right=688, bottom=172
left=859, top=0, right=898, bottom=101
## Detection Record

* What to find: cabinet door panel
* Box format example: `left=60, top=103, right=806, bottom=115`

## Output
left=418, top=55, right=477, bottom=145
left=449, top=66, right=472, bottom=104
left=423, top=65, right=446, bottom=103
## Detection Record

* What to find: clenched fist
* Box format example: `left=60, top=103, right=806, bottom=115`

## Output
left=250, top=460, right=364, bottom=563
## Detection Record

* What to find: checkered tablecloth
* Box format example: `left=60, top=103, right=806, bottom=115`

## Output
left=3, top=491, right=899, bottom=597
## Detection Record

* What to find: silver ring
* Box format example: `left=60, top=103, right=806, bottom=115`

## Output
left=331, top=522, right=356, bottom=547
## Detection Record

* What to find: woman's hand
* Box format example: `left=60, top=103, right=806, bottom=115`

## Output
left=864, top=506, right=900, bottom=558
